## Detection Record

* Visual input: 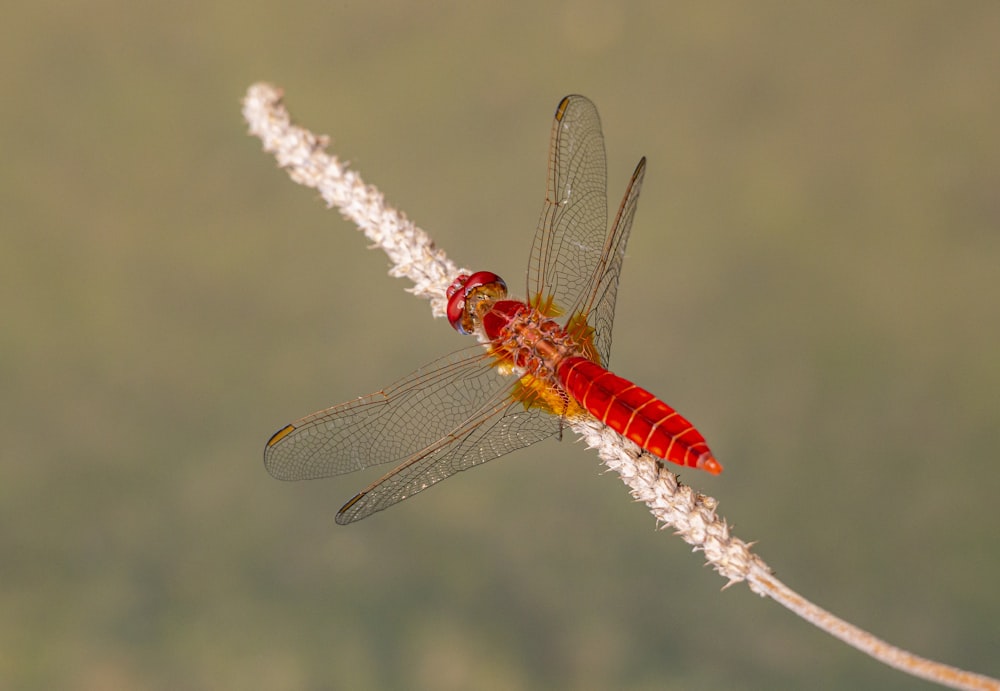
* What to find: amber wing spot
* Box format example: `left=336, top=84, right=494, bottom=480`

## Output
left=529, top=292, right=563, bottom=318
left=267, top=424, right=296, bottom=447
left=564, top=312, right=601, bottom=365
left=513, top=373, right=585, bottom=418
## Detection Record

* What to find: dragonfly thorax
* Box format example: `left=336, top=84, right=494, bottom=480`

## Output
left=485, top=303, right=583, bottom=379
left=446, top=271, right=508, bottom=335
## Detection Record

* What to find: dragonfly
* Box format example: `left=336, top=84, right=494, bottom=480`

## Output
left=265, top=95, right=721, bottom=524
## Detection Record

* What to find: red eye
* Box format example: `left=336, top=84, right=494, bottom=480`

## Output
left=446, top=271, right=505, bottom=333
left=446, top=274, right=471, bottom=331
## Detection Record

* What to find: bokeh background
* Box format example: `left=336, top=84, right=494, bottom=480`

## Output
left=3, top=3, right=998, bottom=689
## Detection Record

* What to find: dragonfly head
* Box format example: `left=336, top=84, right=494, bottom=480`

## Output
left=446, top=271, right=508, bottom=334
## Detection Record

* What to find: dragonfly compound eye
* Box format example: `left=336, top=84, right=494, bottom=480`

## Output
left=446, top=271, right=507, bottom=334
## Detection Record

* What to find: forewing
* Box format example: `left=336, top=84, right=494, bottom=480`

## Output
left=527, top=96, right=647, bottom=365
left=527, top=95, right=608, bottom=317
left=264, top=346, right=512, bottom=481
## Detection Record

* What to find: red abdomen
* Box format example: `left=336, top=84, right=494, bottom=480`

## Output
left=557, top=357, right=722, bottom=474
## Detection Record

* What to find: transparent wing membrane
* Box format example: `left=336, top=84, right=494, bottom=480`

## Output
left=582, top=157, right=646, bottom=364
left=265, top=346, right=560, bottom=522
left=266, top=347, right=516, bottom=480
left=528, top=95, right=646, bottom=365
left=336, top=402, right=558, bottom=524
left=528, top=96, right=608, bottom=326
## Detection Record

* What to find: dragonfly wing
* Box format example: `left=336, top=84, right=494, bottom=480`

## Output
left=336, top=399, right=558, bottom=524
left=265, top=345, right=513, bottom=480
left=528, top=95, right=608, bottom=319
left=527, top=96, right=648, bottom=366
left=580, top=156, right=646, bottom=365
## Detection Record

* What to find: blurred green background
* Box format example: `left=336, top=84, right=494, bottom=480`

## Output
left=2, top=2, right=998, bottom=689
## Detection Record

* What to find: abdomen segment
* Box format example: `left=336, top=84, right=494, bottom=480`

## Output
left=557, top=357, right=722, bottom=474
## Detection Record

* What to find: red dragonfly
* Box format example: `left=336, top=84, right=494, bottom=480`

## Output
left=265, top=95, right=721, bottom=524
